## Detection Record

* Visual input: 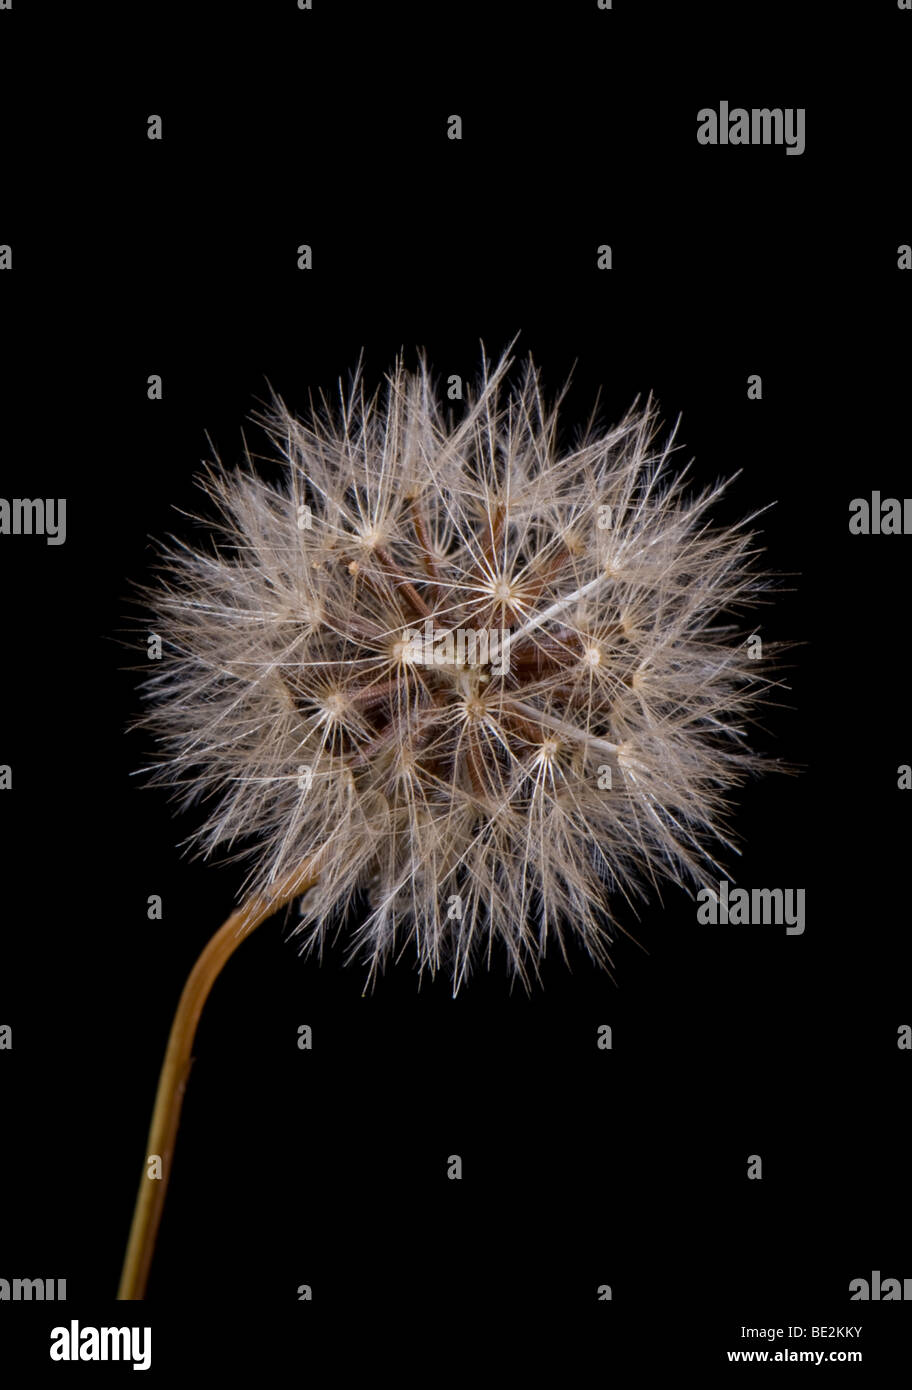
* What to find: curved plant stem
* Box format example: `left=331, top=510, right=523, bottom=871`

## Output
left=117, top=857, right=321, bottom=1300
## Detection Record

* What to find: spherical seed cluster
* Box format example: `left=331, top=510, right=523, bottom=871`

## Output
left=138, top=350, right=780, bottom=990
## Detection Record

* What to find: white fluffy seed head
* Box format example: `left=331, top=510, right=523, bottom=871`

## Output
left=136, top=348, right=785, bottom=992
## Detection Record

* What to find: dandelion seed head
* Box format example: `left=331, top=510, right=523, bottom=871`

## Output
left=136, top=346, right=786, bottom=991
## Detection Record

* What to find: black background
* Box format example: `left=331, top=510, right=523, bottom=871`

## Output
left=1, top=0, right=909, bottom=1375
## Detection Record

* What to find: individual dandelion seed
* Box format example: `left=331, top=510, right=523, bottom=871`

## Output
left=118, top=344, right=790, bottom=1298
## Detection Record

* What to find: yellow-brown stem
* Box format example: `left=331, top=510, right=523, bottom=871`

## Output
left=117, top=857, right=321, bottom=1300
